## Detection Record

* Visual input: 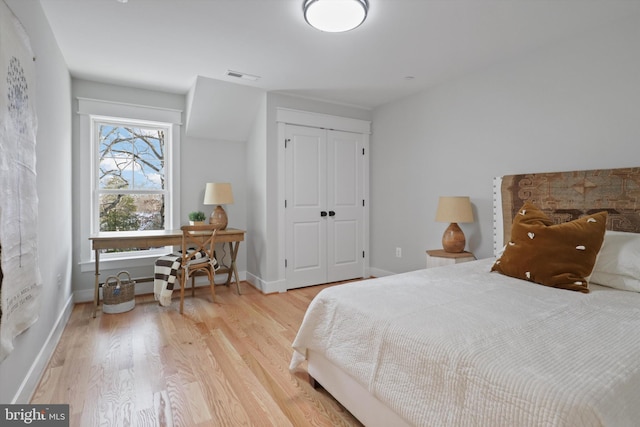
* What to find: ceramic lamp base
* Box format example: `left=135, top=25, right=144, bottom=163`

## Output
left=209, top=205, right=228, bottom=230
left=442, top=222, right=466, bottom=253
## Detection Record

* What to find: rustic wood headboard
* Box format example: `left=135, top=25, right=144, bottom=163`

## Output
left=493, top=167, right=640, bottom=254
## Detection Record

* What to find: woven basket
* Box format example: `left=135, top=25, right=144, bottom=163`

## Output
left=103, top=271, right=136, bottom=314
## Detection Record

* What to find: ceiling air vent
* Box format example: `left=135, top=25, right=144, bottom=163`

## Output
left=226, top=70, right=260, bottom=81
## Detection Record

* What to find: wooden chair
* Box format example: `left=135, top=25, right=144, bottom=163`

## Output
left=178, top=224, right=218, bottom=314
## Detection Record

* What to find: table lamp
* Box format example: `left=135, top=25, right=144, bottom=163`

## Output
left=203, top=182, right=234, bottom=229
left=435, top=196, right=474, bottom=253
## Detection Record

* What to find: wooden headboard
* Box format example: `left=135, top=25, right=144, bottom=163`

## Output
left=493, top=167, right=640, bottom=255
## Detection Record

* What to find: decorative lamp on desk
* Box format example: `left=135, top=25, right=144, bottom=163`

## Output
left=435, top=196, right=474, bottom=253
left=203, top=182, right=234, bottom=229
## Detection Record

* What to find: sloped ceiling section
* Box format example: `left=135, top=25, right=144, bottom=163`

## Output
left=185, top=76, right=265, bottom=141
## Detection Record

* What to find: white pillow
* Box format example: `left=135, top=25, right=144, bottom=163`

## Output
left=590, top=231, right=640, bottom=292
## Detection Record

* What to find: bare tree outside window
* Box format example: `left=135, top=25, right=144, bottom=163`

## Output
left=97, top=124, right=167, bottom=233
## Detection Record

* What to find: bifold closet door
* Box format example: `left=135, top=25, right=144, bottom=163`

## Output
left=285, top=125, right=327, bottom=288
left=285, top=125, right=363, bottom=289
left=326, top=130, right=364, bottom=283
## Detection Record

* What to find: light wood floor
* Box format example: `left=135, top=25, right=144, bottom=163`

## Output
left=31, top=282, right=364, bottom=427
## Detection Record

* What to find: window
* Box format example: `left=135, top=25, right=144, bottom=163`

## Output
left=78, top=98, right=182, bottom=268
left=95, top=120, right=168, bottom=234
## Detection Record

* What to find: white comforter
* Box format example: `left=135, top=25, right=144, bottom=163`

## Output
left=290, top=259, right=640, bottom=427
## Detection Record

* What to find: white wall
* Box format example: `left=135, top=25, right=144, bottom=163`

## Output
left=71, top=79, right=248, bottom=297
left=245, top=95, right=268, bottom=286
left=180, top=136, right=247, bottom=273
left=71, top=80, right=183, bottom=297
left=1, top=0, right=73, bottom=403
left=370, top=14, right=640, bottom=275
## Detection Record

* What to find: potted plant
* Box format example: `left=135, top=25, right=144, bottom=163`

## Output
left=188, top=211, right=206, bottom=225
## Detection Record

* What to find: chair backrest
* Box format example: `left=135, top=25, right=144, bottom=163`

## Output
left=180, top=224, right=218, bottom=264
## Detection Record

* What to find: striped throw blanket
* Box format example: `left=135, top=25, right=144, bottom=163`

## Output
left=153, top=250, right=217, bottom=307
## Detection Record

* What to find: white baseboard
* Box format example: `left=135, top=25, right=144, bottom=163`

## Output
left=368, top=267, right=396, bottom=278
left=245, top=272, right=287, bottom=294
left=76, top=268, right=389, bottom=304
left=12, top=293, right=74, bottom=404
left=246, top=270, right=395, bottom=294
left=74, top=270, right=248, bottom=303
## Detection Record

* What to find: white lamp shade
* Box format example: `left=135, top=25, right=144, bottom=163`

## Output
left=303, top=0, right=368, bottom=33
left=435, top=196, right=474, bottom=223
left=203, top=182, right=234, bottom=205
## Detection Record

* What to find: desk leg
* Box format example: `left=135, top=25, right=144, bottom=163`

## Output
left=226, top=241, right=241, bottom=295
left=92, top=250, right=100, bottom=318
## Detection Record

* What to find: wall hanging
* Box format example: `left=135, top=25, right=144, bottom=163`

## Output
left=0, top=0, right=41, bottom=362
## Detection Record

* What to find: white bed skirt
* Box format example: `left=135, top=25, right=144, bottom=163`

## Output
left=308, top=350, right=412, bottom=427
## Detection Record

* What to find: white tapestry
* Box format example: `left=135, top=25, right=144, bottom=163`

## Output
left=0, top=0, right=41, bottom=362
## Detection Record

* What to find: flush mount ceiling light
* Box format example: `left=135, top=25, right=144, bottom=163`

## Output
left=303, top=0, right=369, bottom=33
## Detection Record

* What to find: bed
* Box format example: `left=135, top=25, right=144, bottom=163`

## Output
left=290, top=167, right=640, bottom=427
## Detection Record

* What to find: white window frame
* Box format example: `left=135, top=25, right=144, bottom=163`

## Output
left=78, top=98, right=182, bottom=271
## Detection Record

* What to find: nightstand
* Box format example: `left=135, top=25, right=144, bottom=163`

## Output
left=426, top=249, right=476, bottom=268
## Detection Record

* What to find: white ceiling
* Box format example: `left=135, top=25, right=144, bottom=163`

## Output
left=40, top=0, right=640, bottom=111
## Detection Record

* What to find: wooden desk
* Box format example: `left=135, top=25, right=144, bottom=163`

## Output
left=89, top=228, right=245, bottom=317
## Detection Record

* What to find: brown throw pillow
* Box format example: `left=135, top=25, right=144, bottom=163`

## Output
left=491, top=202, right=607, bottom=293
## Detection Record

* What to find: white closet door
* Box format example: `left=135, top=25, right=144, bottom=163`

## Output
left=285, top=125, right=364, bottom=289
left=285, top=125, right=328, bottom=288
left=326, top=130, right=364, bottom=282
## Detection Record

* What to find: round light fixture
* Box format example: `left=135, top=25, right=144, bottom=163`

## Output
left=303, top=0, right=369, bottom=33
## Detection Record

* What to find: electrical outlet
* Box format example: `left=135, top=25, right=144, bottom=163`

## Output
left=395, top=247, right=402, bottom=258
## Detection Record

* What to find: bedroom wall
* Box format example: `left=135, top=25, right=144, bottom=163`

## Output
left=1, top=0, right=73, bottom=403
left=245, top=95, right=268, bottom=286
left=71, top=80, right=182, bottom=299
left=370, top=14, right=640, bottom=275
left=180, top=135, right=247, bottom=277
left=71, top=79, right=248, bottom=300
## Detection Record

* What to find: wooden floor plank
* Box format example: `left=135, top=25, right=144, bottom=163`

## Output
left=31, top=282, right=363, bottom=426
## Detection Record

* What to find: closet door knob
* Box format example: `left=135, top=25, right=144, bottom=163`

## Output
left=320, top=211, right=328, bottom=217
left=328, top=211, right=336, bottom=217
